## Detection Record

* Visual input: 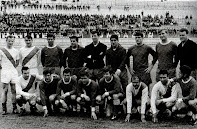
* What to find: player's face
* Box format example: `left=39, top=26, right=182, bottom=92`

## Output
left=70, top=38, right=78, bottom=48
left=22, top=69, right=30, bottom=80
left=80, top=76, right=89, bottom=85
left=25, top=38, right=33, bottom=47
left=63, top=72, right=71, bottom=81
left=110, top=38, right=118, bottom=49
left=44, top=73, right=52, bottom=82
left=92, top=33, right=99, bottom=44
left=159, top=74, right=168, bottom=85
left=132, top=79, right=140, bottom=89
left=135, top=36, right=143, bottom=45
left=179, top=31, right=188, bottom=43
left=159, top=31, right=167, bottom=41
left=6, top=37, right=15, bottom=48
left=47, top=37, right=55, bottom=46
left=104, top=72, right=112, bottom=81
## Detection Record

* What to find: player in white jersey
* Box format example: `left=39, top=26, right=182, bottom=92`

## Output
left=0, top=35, right=20, bottom=115
left=16, top=67, right=43, bottom=116
left=19, top=35, right=40, bottom=75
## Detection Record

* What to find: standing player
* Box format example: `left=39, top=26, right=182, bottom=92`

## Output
left=41, top=33, right=63, bottom=75
left=76, top=68, right=100, bottom=120
left=176, top=28, right=197, bottom=80
left=0, top=35, right=20, bottom=115
left=156, top=30, right=178, bottom=81
left=124, top=32, right=157, bottom=87
left=106, top=34, right=129, bottom=92
left=16, top=67, right=43, bottom=116
left=39, top=69, right=60, bottom=117
left=19, top=35, right=40, bottom=75
left=83, top=30, right=107, bottom=81
left=151, top=70, right=181, bottom=123
left=125, top=75, right=149, bottom=123
left=62, top=36, right=84, bottom=78
left=54, top=68, right=77, bottom=112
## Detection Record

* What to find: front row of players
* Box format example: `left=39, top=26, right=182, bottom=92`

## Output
left=14, top=65, right=197, bottom=124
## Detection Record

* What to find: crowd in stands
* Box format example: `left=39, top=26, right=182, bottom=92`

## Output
left=0, top=12, right=184, bottom=38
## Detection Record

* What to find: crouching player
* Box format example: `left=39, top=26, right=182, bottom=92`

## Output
left=97, top=66, right=124, bottom=120
left=76, top=68, right=100, bottom=120
left=172, top=65, right=197, bottom=125
left=39, top=69, right=60, bottom=117
left=54, top=68, right=77, bottom=112
left=151, top=70, right=181, bottom=123
left=16, top=67, right=43, bottom=116
left=125, top=75, right=149, bottom=123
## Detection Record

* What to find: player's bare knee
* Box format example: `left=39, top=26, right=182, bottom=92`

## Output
left=49, top=95, right=56, bottom=102
left=55, top=100, right=60, bottom=105
left=76, top=97, right=81, bottom=103
left=71, top=95, right=76, bottom=100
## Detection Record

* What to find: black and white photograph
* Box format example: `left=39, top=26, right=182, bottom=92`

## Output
left=0, top=0, right=197, bottom=128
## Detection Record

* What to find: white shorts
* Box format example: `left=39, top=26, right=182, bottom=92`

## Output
left=29, top=68, right=39, bottom=75
left=1, top=68, right=18, bottom=84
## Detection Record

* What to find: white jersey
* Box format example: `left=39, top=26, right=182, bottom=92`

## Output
left=19, top=46, right=40, bottom=69
left=15, top=75, right=43, bottom=98
left=0, top=47, right=19, bottom=70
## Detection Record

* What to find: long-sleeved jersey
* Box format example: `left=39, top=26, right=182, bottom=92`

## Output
left=99, top=75, right=123, bottom=95
left=178, top=76, right=197, bottom=102
left=62, top=45, right=84, bottom=68
left=41, top=45, right=63, bottom=67
left=151, top=80, right=181, bottom=114
left=16, top=74, right=43, bottom=98
left=106, top=44, right=129, bottom=71
left=39, top=77, right=60, bottom=106
left=125, top=44, right=157, bottom=72
left=56, top=77, right=77, bottom=100
left=77, top=79, right=99, bottom=107
left=156, top=41, right=178, bottom=70
left=126, top=82, right=148, bottom=114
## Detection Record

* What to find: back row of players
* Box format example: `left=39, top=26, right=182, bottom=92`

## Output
left=1, top=28, right=197, bottom=124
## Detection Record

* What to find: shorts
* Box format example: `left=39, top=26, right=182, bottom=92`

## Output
left=1, top=68, right=18, bottom=84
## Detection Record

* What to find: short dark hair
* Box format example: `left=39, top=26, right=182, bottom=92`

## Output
left=6, top=35, right=15, bottom=40
left=102, top=65, right=114, bottom=74
left=159, top=70, right=168, bottom=76
left=110, top=34, right=119, bottom=41
left=43, top=68, right=52, bottom=75
left=21, top=67, right=29, bottom=73
left=47, top=33, right=55, bottom=39
left=63, top=68, right=71, bottom=75
left=25, top=35, right=33, bottom=40
left=134, top=32, right=144, bottom=38
left=131, top=75, right=140, bottom=82
left=159, top=29, right=168, bottom=34
left=91, top=30, right=99, bottom=35
left=180, top=28, right=189, bottom=34
left=69, top=36, right=79, bottom=42
left=180, top=65, right=191, bottom=76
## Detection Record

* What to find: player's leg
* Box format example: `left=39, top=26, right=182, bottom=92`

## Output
left=1, top=83, right=9, bottom=115
left=16, top=95, right=27, bottom=116
left=10, top=83, right=18, bottom=114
